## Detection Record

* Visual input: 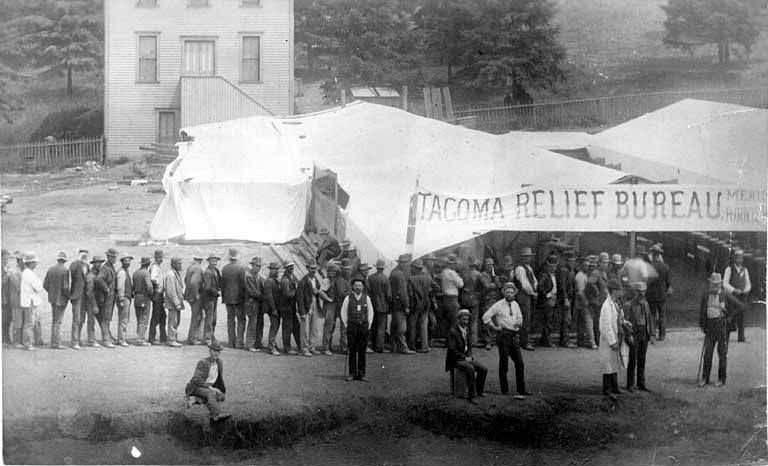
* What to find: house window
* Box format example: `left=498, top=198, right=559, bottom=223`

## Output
left=182, top=40, right=215, bottom=76
left=241, top=36, right=260, bottom=82
left=138, top=35, right=158, bottom=82
left=136, top=0, right=158, bottom=7
left=188, top=0, right=209, bottom=7
left=157, top=111, right=178, bottom=145
left=241, top=0, right=261, bottom=6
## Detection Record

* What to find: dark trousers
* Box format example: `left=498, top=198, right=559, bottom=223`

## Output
left=496, top=330, right=526, bottom=394
left=727, top=297, right=748, bottom=342
left=50, top=303, right=67, bottom=347
left=627, top=334, right=649, bottom=389
left=202, top=299, right=217, bottom=342
left=280, top=308, right=301, bottom=352
left=267, top=312, right=281, bottom=350
left=454, top=360, right=488, bottom=398
left=149, top=295, right=167, bottom=343
left=371, top=312, right=387, bottom=351
left=347, top=322, right=368, bottom=378
left=702, top=318, right=728, bottom=383
left=226, top=303, right=246, bottom=348
left=516, top=294, right=534, bottom=347
left=2, top=299, right=12, bottom=344
left=439, top=296, right=459, bottom=339
left=186, top=299, right=203, bottom=343
left=537, top=300, right=555, bottom=346
left=134, top=302, right=150, bottom=343
left=98, top=298, right=115, bottom=344
left=79, top=301, right=100, bottom=344
left=246, top=301, right=265, bottom=349
left=70, top=298, right=83, bottom=346
left=649, top=300, right=665, bottom=340
left=590, top=302, right=601, bottom=346
left=559, top=300, right=572, bottom=346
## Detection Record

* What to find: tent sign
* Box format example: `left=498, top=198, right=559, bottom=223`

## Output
left=412, top=185, right=767, bottom=232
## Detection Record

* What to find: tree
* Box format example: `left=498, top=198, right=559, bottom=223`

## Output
left=0, top=0, right=102, bottom=96
left=413, top=0, right=477, bottom=79
left=661, top=0, right=764, bottom=65
left=295, top=0, right=338, bottom=72
left=0, top=64, right=25, bottom=124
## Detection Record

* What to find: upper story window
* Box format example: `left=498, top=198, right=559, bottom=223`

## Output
left=182, top=40, right=215, bottom=76
left=241, top=36, right=261, bottom=82
left=136, top=0, right=158, bottom=7
left=188, top=0, right=209, bottom=7
left=137, top=35, right=158, bottom=82
left=241, top=0, right=261, bottom=6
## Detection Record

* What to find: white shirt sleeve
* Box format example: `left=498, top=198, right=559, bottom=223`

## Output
left=366, top=296, right=374, bottom=328
left=744, top=268, right=752, bottom=294
left=722, top=266, right=734, bottom=294
left=509, top=301, right=523, bottom=328
left=340, top=295, right=350, bottom=327
left=599, top=298, right=617, bottom=346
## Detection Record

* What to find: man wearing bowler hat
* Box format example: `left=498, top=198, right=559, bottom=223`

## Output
left=201, top=254, right=222, bottom=345
left=263, top=262, right=282, bottom=355
left=115, top=254, right=134, bottom=347
left=43, top=251, right=70, bottom=349
left=164, top=257, right=185, bottom=347
left=245, top=257, right=265, bottom=351
left=340, top=276, right=374, bottom=381
left=95, top=248, right=119, bottom=348
left=513, top=247, right=537, bottom=351
left=185, top=341, right=231, bottom=422
left=390, top=254, right=414, bottom=354
left=68, top=249, right=89, bottom=349
left=133, top=257, right=153, bottom=346
left=367, top=259, right=391, bottom=352
left=185, top=255, right=205, bottom=345
left=149, top=249, right=167, bottom=345
left=222, top=249, right=247, bottom=349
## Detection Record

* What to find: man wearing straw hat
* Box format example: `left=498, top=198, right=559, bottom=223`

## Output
left=69, top=249, right=90, bottom=349
left=133, top=257, right=153, bottom=346
left=43, top=251, right=70, bottom=349
left=722, top=248, right=751, bottom=343
left=115, top=253, right=134, bottom=347
left=95, top=248, right=119, bottom=348
left=513, top=247, right=537, bottom=351
left=20, top=252, right=45, bottom=350
left=483, top=282, right=531, bottom=398
left=698, top=273, right=730, bottom=387
left=201, top=254, right=222, bottom=345
left=184, top=255, right=205, bottom=345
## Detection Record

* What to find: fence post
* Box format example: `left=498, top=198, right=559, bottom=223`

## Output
left=102, top=136, right=107, bottom=165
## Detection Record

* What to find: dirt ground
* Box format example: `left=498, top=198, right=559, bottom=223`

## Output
left=1, top=171, right=767, bottom=465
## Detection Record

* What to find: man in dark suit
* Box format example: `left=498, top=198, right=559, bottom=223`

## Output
left=244, top=257, right=265, bottom=352
left=221, top=249, right=247, bottom=349
left=95, top=248, right=119, bottom=348
left=647, top=244, right=671, bottom=341
left=278, top=262, right=300, bottom=354
left=201, top=254, right=221, bottom=345
left=43, top=251, right=70, bottom=349
left=446, top=309, right=487, bottom=403
left=184, top=255, right=204, bottom=345
left=133, top=257, right=153, bottom=346
left=321, top=263, right=349, bottom=355
left=148, top=249, right=167, bottom=345
left=185, top=341, right=230, bottom=422
left=263, top=262, right=281, bottom=355
left=367, top=259, right=391, bottom=352
left=297, top=260, right=321, bottom=357
left=69, top=249, right=89, bottom=349
left=408, top=259, right=434, bottom=353
left=536, top=255, right=559, bottom=348
left=389, top=254, right=414, bottom=354
left=625, top=282, right=653, bottom=392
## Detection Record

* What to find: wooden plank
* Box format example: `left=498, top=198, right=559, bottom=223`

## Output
left=422, top=87, right=433, bottom=119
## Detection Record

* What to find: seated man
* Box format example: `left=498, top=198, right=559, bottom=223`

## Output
left=185, top=341, right=231, bottom=422
left=445, top=309, right=487, bottom=404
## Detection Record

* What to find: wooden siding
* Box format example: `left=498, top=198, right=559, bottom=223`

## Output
left=180, top=76, right=273, bottom=127
left=104, top=0, right=293, bottom=160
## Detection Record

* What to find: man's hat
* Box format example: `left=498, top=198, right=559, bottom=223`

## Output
left=90, top=255, right=106, bottom=264
left=318, top=227, right=330, bottom=235
left=140, top=257, right=151, bottom=266
left=630, top=281, right=647, bottom=291
left=23, top=252, right=38, bottom=263
left=424, top=253, right=437, bottom=262
left=546, top=255, right=559, bottom=265
left=358, top=262, right=371, bottom=271
left=154, top=249, right=164, bottom=258
left=733, top=248, right=744, bottom=257
left=412, top=259, right=424, bottom=269
left=284, top=261, right=295, bottom=268
left=457, top=309, right=471, bottom=318
left=268, top=262, right=281, bottom=270
left=397, top=254, right=411, bottom=263
left=598, top=252, right=610, bottom=262
left=375, top=259, right=386, bottom=269
left=484, top=257, right=495, bottom=265
left=207, top=254, right=221, bottom=261
left=77, top=248, right=89, bottom=254
left=350, top=276, right=365, bottom=285
left=340, top=258, right=351, bottom=269
left=503, top=282, right=518, bottom=293
left=607, top=278, right=622, bottom=291
left=611, top=253, right=623, bottom=265
left=228, top=248, right=239, bottom=259
left=708, top=272, right=723, bottom=284
left=120, top=254, right=134, bottom=262
left=306, top=260, right=317, bottom=269
left=192, top=254, right=203, bottom=260
left=327, top=263, right=340, bottom=273
left=446, top=254, right=458, bottom=264
left=208, top=341, right=223, bottom=352
left=519, top=247, right=534, bottom=257
left=171, top=256, right=182, bottom=264
left=467, top=256, right=479, bottom=268
left=106, top=248, right=118, bottom=257
left=250, top=257, right=263, bottom=266
left=56, top=251, right=68, bottom=261
left=564, top=250, right=576, bottom=259
left=340, top=240, right=351, bottom=249
left=649, top=243, right=664, bottom=254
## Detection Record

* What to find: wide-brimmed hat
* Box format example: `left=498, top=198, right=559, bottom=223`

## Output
left=56, top=251, right=68, bottom=261
left=708, top=273, right=723, bottom=284
left=607, top=278, right=622, bottom=291
left=424, top=253, right=437, bottom=262
left=228, top=248, right=239, bottom=259
left=23, top=252, right=39, bottom=263
left=358, top=262, right=371, bottom=271
left=106, top=248, right=118, bottom=257
left=120, top=254, right=134, bottom=262
left=192, top=254, right=203, bottom=261
left=207, top=254, right=221, bottom=261
left=397, top=254, right=411, bottom=263
left=268, top=262, right=280, bottom=270
left=649, top=243, right=664, bottom=254
left=446, top=254, right=458, bottom=264
left=375, top=259, right=386, bottom=269
left=90, top=255, right=106, bottom=264
left=251, top=257, right=263, bottom=266
left=350, top=276, right=365, bottom=285
left=140, top=257, right=151, bottom=266
left=411, top=259, right=424, bottom=269
left=208, top=341, right=223, bottom=352
left=519, top=247, right=534, bottom=257
left=611, top=253, right=623, bottom=265
left=284, top=261, right=295, bottom=269
left=457, top=309, right=471, bottom=318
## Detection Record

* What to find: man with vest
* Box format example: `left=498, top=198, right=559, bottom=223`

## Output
left=536, top=255, right=559, bottom=348
left=482, top=282, right=531, bottom=398
left=446, top=308, right=488, bottom=404
left=115, top=254, right=134, bottom=347
left=647, top=244, right=671, bottom=341
left=340, top=276, right=374, bottom=381
left=723, top=249, right=751, bottom=343
left=221, top=249, right=247, bottom=349
left=184, top=255, right=205, bottom=345
left=367, top=259, right=391, bottom=353
left=699, top=273, right=731, bottom=387
left=297, top=260, right=322, bottom=357
left=479, top=257, right=502, bottom=350
left=68, top=249, right=89, bottom=350
left=513, top=247, right=537, bottom=351
left=245, top=257, right=265, bottom=352
left=389, top=254, right=414, bottom=354
left=95, top=248, right=119, bottom=348
left=278, top=262, right=301, bottom=354
left=43, top=251, right=70, bottom=349
left=185, top=341, right=230, bottom=423
left=460, top=257, right=483, bottom=347
left=408, top=259, right=435, bottom=353
left=201, top=254, right=222, bottom=345
left=148, top=249, right=167, bottom=345
left=625, top=282, right=652, bottom=392
left=264, top=262, right=282, bottom=355
left=133, top=257, right=153, bottom=346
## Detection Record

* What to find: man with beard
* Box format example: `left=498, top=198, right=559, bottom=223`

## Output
left=43, top=251, right=70, bottom=349
left=201, top=254, right=222, bottom=345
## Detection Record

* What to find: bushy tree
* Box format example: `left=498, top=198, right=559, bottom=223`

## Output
left=661, top=0, right=764, bottom=64
left=413, top=0, right=476, bottom=79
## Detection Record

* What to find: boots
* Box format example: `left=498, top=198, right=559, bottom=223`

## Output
left=602, top=374, right=611, bottom=396
left=611, top=373, right=622, bottom=395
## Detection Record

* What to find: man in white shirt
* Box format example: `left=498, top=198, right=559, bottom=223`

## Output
left=340, top=277, right=374, bottom=381
left=482, top=282, right=531, bottom=398
left=513, top=247, right=537, bottom=351
left=722, top=249, right=751, bottom=343
left=20, top=252, right=44, bottom=350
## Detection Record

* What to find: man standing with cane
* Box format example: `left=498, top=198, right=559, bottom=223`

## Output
left=340, top=277, right=374, bottom=381
left=698, top=273, right=730, bottom=387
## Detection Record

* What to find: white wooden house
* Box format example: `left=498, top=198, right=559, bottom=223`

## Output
left=104, top=0, right=294, bottom=160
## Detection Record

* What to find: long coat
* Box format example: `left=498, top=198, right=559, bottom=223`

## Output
left=599, top=296, right=622, bottom=374
left=69, top=259, right=89, bottom=301
left=185, top=357, right=226, bottom=395
left=184, top=262, right=203, bottom=303
left=221, top=262, right=246, bottom=305
left=43, top=263, right=70, bottom=306
left=366, top=271, right=391, bottom=314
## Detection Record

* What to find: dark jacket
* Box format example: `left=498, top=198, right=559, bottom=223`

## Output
left=389, top=266, right=410, bottom=312
left=479, top=270, right=502, bottom=308
left=132, top=267, right=153, bottom=309
left=296, top=273, right=320, bottom=315
left=557, top=265, right=575, bottom=306
left=95, top=262, right=117, bottom=306
left=44, top=263, right=70, bottom=306
left=647, top=261, right=670, bottom=302
left=278, top=272, right=298, bottom=312
left=184, top=262, right=204, bottom=303
left=367, top=271, right=391, bottom=314
left=221, top=261, right=246, bottom=305
left=84, top=269, right=98, bottom=314
left=245, top=269, right=264, bottom=310
left=460, top=269, right=482, bottom=308
left=326, top=275, right=350, bottom=305
left=262, top=276, right=279, bottom=316
left=202, top=265, right=221, bottom=302
left=537, top=270, right=556, bottom=305
left=445, top=323, right=472, bottom=372
left=69, top=259, right=88, bottom=301
left=185, top=357, right=226, bottom=395
left=408, top=271, right=434, bottom=312
left=625, top=295, right=653, bottom=339
left=699, top=289, right=732, bottom=330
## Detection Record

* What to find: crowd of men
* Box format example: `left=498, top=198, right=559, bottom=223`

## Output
left=0, top=237, right=753, bottom=398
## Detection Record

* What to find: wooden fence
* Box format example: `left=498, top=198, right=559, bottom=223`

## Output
left=0, top=136, right=105, bottom=172
left=453, top=87, right=768, bottom=133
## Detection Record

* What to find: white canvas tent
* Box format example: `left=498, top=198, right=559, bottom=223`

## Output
left=150, top=101, right=629, bottom=262
left=589, top=99, right=768, bottom=186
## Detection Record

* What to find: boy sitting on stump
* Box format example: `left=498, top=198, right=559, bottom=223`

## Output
left=186, top=341, right=231, bottom=422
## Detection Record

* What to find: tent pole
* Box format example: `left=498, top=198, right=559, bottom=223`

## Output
left=629, top=231, right=636, bottom=258
left=405, top=177, right=420, bottom=256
